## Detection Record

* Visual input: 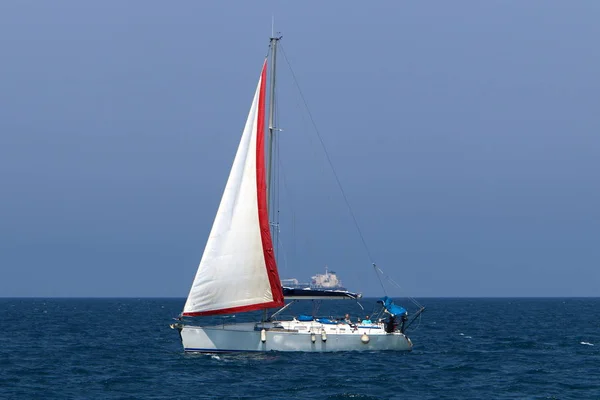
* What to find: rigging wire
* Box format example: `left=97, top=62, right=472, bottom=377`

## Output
left=279, top=44, right=426, bottom=304
left=279, top=44, right=379, bottom=272
left=372, top=264, right=388, bottom=297
left=374, top=265, right=423, bottom=308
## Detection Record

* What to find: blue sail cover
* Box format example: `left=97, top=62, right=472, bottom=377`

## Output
left=378, top=296, right=407, bottom=316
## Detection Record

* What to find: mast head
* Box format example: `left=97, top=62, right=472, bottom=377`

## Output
left=270, top=16, right=282, bottom=41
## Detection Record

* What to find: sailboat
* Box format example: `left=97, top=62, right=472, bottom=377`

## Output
left=171, top=35, right=424, bottom=352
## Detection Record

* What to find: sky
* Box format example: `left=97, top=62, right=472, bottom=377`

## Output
left=0, top=1, right=598, bottom=298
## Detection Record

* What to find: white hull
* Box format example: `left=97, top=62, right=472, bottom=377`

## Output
left=177, top=321, right=413, bottom=353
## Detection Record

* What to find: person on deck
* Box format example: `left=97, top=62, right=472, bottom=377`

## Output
left=344, top=314, right=352, bottom=324
left=361, top=315, right=372, bottom=325
left=386, top=315, right=397, bottom=333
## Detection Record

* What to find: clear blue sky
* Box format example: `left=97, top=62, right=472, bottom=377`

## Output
left=1, top=1, right=598, bottom=297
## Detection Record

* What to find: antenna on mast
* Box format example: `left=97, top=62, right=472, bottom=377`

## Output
left=271, top=15, right=275, bottom=38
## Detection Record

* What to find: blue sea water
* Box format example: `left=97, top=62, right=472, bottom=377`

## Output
left=0, top=298, right=599, bottom=399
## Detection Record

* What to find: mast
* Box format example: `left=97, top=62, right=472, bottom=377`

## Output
left=267, top=35, right=281, bottom=241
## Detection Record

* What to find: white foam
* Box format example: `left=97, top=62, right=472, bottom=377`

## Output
left=580, top=342, right=594, bottom=346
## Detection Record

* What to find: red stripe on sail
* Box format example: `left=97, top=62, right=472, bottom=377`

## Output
left=183, top=302, right=274, bottom=317
left=255, top=59, right=285, bottom=308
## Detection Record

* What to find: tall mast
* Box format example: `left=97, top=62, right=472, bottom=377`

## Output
left=267, top=34, right=281, bottom=244
left=267, top=35, right=280, bottom=204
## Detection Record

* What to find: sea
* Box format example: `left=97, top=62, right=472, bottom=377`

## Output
left=1, top=298, right=598, bottom=400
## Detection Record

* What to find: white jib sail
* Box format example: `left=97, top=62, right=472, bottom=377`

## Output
left=183, top=63, right=279, bottom=316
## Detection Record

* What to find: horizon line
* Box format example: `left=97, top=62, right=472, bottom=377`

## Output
left=1, top=296, right=599, bottom=299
